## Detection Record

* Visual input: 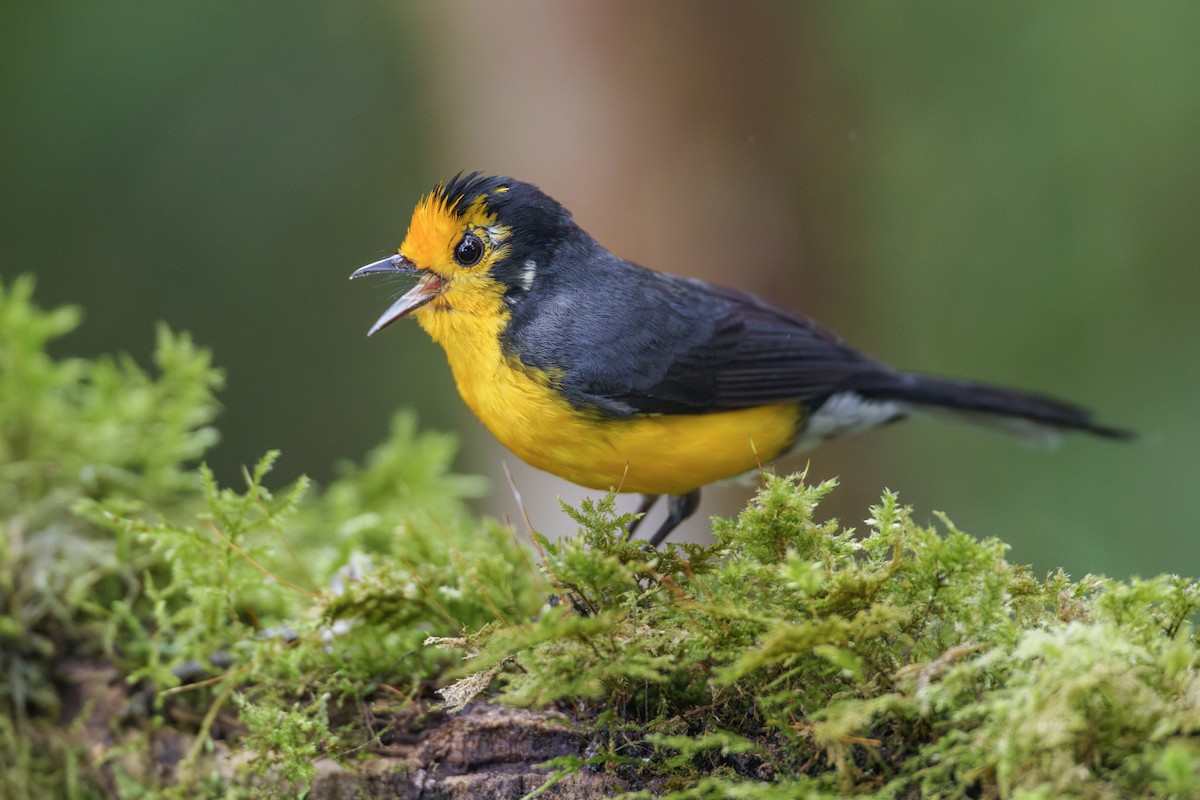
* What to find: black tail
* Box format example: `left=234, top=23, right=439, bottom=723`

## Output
left=850, top=371, right=1131, bottom=441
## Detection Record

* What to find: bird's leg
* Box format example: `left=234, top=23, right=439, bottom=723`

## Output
left=647, top=490, right=701, bottom=547
left=625, top=494, right=660, bottom=538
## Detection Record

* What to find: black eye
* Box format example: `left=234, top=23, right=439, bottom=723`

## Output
left=453, top=232, right=484, bottom=267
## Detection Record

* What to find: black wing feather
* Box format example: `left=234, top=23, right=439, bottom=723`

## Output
left=503, top=255, right=889, bottom=418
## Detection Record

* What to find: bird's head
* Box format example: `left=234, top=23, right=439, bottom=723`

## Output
left=351, top=173, right=575, bottom=336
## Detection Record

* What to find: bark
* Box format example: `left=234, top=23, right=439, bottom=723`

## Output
left=260, top=704, right=627, bottom=800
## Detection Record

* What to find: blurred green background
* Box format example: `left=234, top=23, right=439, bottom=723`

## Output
left=2, top=1, right=1196, bottom=579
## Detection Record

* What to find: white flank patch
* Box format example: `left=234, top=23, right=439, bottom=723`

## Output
left=791, top=391, right=908, bottom=452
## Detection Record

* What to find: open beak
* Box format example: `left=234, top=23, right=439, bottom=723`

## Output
left=350, top=254, right=445, bottom=336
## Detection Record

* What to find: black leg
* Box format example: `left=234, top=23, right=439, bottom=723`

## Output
left=647, top=490, right=701, bottom=548
left=625, top=494, right=660, bottom=537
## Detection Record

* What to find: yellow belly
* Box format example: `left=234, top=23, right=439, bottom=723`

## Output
left=418, top=305, right=800, bottom=495
left=501, top=397, right=802, bottom=496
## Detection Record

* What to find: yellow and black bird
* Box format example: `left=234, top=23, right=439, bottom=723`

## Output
left=352, top=173, right=1126, bottom=546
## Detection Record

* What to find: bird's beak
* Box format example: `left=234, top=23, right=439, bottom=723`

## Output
left=350, top=254, right=445, bottom=336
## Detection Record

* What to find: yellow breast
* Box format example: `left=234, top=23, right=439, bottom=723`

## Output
left=416, top=301, right=801, bottom=496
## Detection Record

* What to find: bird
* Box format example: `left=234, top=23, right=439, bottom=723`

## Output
left=351, top=173, right=1127, bottom=547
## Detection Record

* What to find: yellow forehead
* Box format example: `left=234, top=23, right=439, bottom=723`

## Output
left=398, top=189, right=504, bottom=270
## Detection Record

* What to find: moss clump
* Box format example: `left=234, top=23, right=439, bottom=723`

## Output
left=442, top=481, right=1200, bottom=798
left=0, top=275, right=538, bottom=797
left=2, top=273, right=1198, bottom=799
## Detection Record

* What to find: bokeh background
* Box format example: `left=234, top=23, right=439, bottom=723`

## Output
left=3, top=1, right=1197, bottom=579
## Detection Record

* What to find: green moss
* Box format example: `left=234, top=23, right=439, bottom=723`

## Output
left=3, top=273, right=1199, bottom=798
left=446, top=481, right=1200, bottom=798
left=0, top=275, right=537, bottom=797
